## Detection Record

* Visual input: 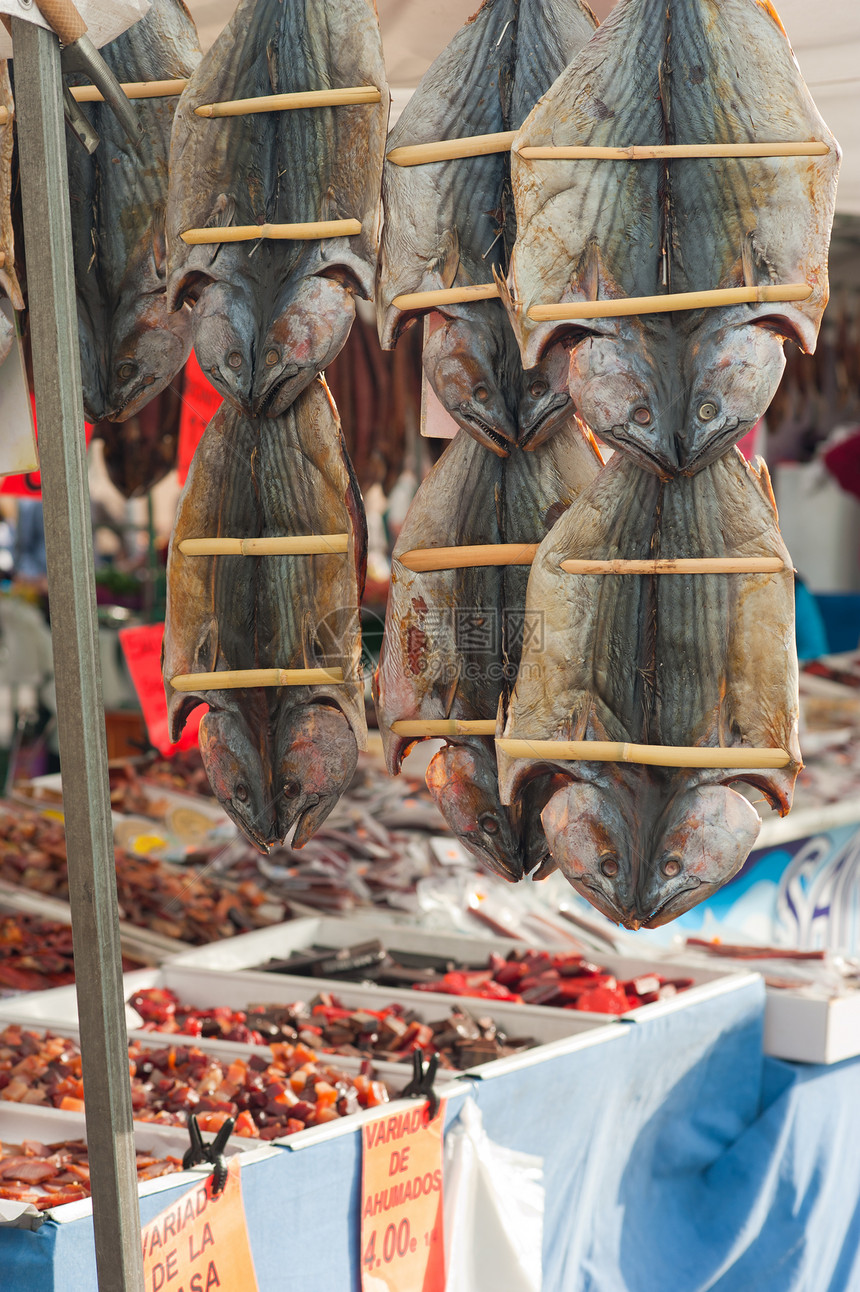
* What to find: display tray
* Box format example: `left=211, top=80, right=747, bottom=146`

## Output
left=0, top=1019, right=472, bottom=1155
left=0, top=964, right=624, bottom=1081
left=0, top=1102, right=279, bottom=1226
left=0, top=882, right=176, bottom=968
left=165, top=915, right=757, bottom=1026
left=13, top=773, right=232, bottom=861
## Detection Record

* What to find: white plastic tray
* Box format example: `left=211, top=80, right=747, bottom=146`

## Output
left=165, top=915, right=758, bottom=1026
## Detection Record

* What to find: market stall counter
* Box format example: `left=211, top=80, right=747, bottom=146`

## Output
left=4, top=975, right=860, bottom=1290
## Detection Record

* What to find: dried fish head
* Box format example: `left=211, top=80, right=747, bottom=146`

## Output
left=275, top=704, right=359, bottom=848
left=198, top=706, right=278, bottom=854
left=636, top=782, right=762, bottom=928
left=425, top=742, right=523, bottom=882
left=541, top=778, right=638, bottom=926
left=251, top=275, right=357, bottom=419
left=106, top=298, right=192, bottom=423
left=422, top=312, right=517, bottom=456
left=191, top=281, right=258, bottom=411
left=518, top=344, right=573, bottom=450
left=567, top=327, right=680, bottom=476
left=680, top=318, right=787, bottom=472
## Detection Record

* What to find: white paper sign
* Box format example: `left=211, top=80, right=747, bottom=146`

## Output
left=0, top=0, right=150, bottom=59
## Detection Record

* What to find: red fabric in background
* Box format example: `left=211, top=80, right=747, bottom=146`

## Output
left=823, top=428, right=860, bottom=502
left=0, top=395, right=93, bottom=498
left=119, top=622, right=203, bottom=756
left=177, top=352, right=223, bottom=485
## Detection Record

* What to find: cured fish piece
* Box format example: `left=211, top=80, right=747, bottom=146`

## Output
left=65, top=0, right=200, bottom=424
left=375, top=423, right=600, bottom=879
left=167, top=0, right=387, bottom=418
left=506, top=0, right=840, bottom=474
left=498, top=450, right=800, bottom=925
left=164, top=378, right=366, bottom=851
left=379, top=0, right=596, bottom=452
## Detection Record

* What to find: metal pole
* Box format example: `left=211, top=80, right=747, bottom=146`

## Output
left=12, top=20, right=145, bottom=1291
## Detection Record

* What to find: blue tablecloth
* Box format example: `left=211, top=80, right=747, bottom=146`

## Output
left=4, top=978, right=860, bottom=1291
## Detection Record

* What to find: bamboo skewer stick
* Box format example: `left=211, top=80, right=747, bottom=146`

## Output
left=179, top=534, right=349, bottom=557
left=399, top=543, right=539, bottom=572
left=391, top=719, right=497, bottom=737
left=496, top=738, right=791, bottom=769
left=0, top=79, right=190, bottom=119
left=195, top=86, right=382, bottom=118
left=391, top=283, right=500, bottom=311
left=181, top=218, right=362, bottom=245
left=387, top=131, right=516, bottom=166
left=71, top=78, right=188, bottom=103
left=528, top=283, right=811, bottom=322
left=0, top=252, right=5, bottom=268
left=560, top=557, right=789, bottom=575
left=517, top=141, right=830, bottom=161
left=170, top=667, right=344, bottom=691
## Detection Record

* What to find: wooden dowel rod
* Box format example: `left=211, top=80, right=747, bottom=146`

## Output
left=560, top=557, right=789, bottom=575
left=391, top=719, right=497, bottom=737
left=170, top=667, right=344, bottom=691
left=391, top=283, right=500, bottom=311
left=399, top=543, right=539, bottom=572
left=528, top=283, right=811, bottom=322
left=0, top=251, right=5, bottom=268
left=71, top=78, right=188, bottom=103
left=194, top=86, right=381, bottom=118
left=517, top=141, right=830, bottom=161
left=496, top=738, right=790, bottom=769
left=179, top=534, right=349, bottom=557
left=181, top=218, right=362, bottom=245
left=387, top=131, right=516, bottom=166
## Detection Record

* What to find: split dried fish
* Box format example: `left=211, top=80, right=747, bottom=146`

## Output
left=65, top=0, right=200, bottom=427
left=167, top=0, right=388, bottom=417
left=505, top=0, right=840, bottom=475
left=499, top=449, right=800, bottom=926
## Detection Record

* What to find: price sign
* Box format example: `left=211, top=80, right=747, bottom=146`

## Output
left=360, top=1100, right=446, bottom=1292
left=119, top=622, right=203, bottom=756
left=141, top=1158, right=258, bottom=1292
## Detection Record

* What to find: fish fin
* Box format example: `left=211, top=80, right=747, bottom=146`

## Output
left=741, top=231, right=757, bottom=289
left=266, top=37, right=279, bottom=94
left=754, top=456, right=780, bottom=521
left=168, top=195, right=236, bottom=310
left=572, top=240, right=602, bottom=303
left=150, top=209, right=168, bottom=283
left=429, top=228, right=460, bottom=290
left=578, top=417, right=606, bottom=465
left=166, top=690, right=204, bottom=744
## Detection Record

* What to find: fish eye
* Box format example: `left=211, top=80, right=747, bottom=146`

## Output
left=227, top=351, right=243, bottom=370
left=529, top=380, right=547, bottom=398
left=599, top=854, right=619, bottom=878
left=474, top=385, right=490, bottom=403
left=283, top=779, right=301, bottom=800
left=265, top=348, right=280, bottom=367
left=698, top=401, right=718, bottom=421
left=116, top=362, right=136, bottom=382
left=478, top=813, right=499, bottom=836
left=235, top=784, right=249, bottom=804
left=632, top=406, right=651, bottom=425
left=662, top=855, right=682, bottom=877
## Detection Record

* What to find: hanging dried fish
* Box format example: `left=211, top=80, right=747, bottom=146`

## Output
left=167, top=0, right=388, bottom=418
left=505, top=0, right=840, bottom=475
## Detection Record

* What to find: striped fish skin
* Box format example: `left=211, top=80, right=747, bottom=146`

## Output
left=506, top=0, right=839, bottom=472
left=375, top=421, right=601, bottom=881
left=65, top=0, right=201, bottom=426
left=379, top=0, right=595, bottom=452
left=163, top=400, right=279, bottom=851
left=167, top=0, right=388, bottom=418
left=164, top=378, right=366, bottom=851
left=254, top=379, right=367, bottom=845
left=501, top=450, right=799, bottom=926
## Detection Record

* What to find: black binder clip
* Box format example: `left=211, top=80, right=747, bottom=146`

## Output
left=401, top=1048, right=440, bottom=1121
left=182, top=1112, right=235, bottom=1196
